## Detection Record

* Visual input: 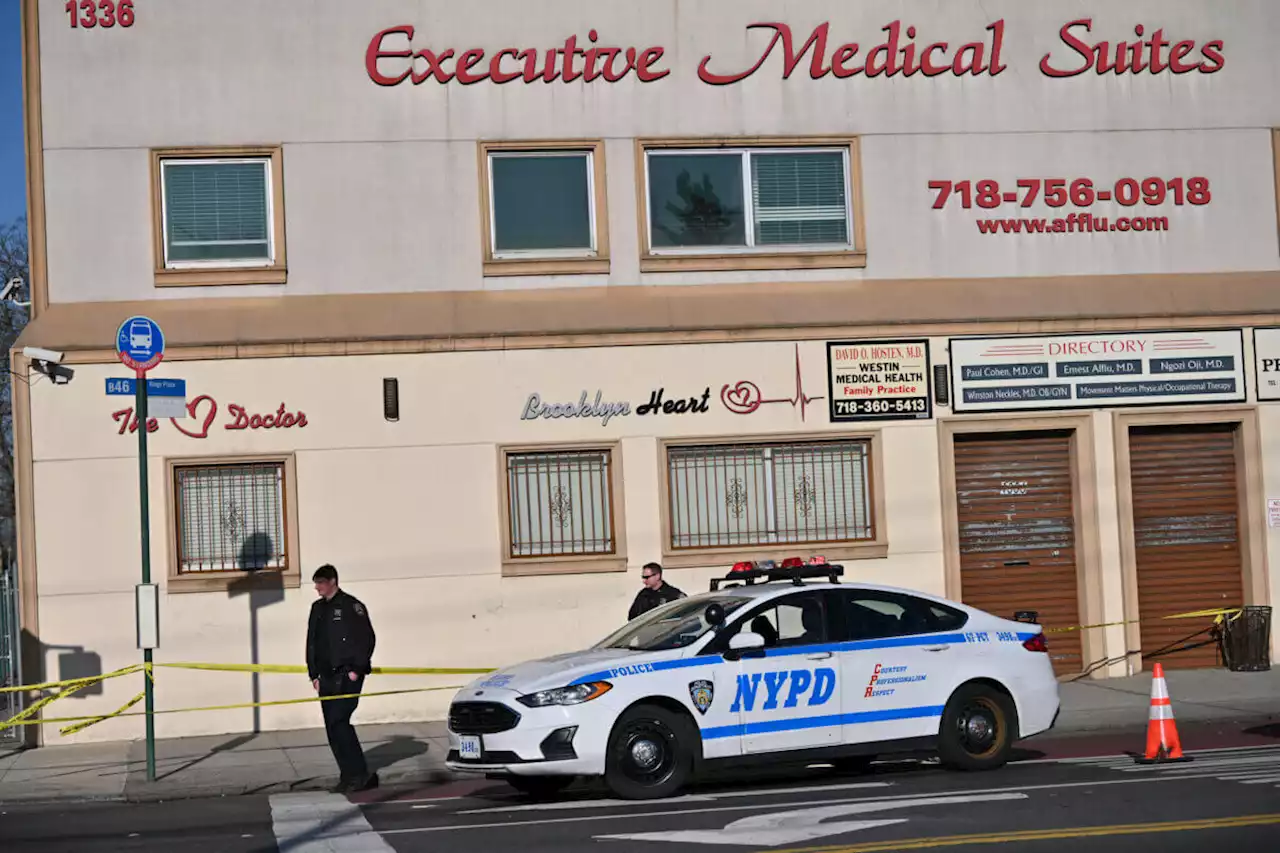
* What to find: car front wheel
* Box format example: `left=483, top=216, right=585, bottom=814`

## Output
left=604, top=703, right=695, bottom=800
left=937, top=683, right=1016, bottom=771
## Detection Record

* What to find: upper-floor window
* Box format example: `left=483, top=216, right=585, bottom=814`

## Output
left=151, top=147, right=288, bottom=287
left=479, top=141, right=610, bottom=276
left=639, top=139, right=865, bottom=272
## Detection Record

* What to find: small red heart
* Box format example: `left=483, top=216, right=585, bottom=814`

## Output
left=721, top=381, right=761, bottom=414
left=172, top=395, right=217, bottom=439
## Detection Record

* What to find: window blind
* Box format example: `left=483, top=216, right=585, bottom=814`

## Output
left=164, top=161, right=271, bottom=263
left=750, top=152, right=849, bottom=246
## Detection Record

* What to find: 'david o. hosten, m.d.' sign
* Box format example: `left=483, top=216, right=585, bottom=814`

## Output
left=950, top=330, right=1246, bottom=413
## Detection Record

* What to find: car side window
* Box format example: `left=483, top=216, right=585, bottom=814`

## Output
left=703, top=591, right=831, bottom=653
left=839, top=590, right=968, bottom=641
left=751, top=592, right=829, bottom=649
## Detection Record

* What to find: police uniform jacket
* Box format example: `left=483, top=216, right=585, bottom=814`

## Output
left=628, top=581, right=686, bottom=621
left=307, top=589, right=377, bottom=680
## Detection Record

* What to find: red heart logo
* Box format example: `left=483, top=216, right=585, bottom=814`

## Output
left=172, top=395, right=218, bottom=439
left=720, top=381, right=762, bottom=415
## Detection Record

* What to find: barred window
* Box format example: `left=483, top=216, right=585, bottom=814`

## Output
left=174, top=462, right=287, bottom=573
left=666, top=440, right=873, bottom=550
left=506, top=449, right=615, bottom=558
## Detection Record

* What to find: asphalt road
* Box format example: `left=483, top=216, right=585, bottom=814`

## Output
left=3, top=745, right=1279, bottom=852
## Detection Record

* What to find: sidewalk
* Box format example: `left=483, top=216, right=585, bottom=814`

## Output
left=0, top=668, right=1276, bottom=805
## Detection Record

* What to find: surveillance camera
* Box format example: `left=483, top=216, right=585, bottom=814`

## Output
left=23, top=347, right=64, bottom=364
left=0, top=278, right=20, bottom=301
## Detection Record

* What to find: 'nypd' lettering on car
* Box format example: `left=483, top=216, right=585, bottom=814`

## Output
left=729, top=667, right=838, bottom=712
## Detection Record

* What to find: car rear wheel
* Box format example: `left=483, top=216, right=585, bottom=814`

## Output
left=604, top=704, right=695, bottom=800
left=506, top=775, right=575, bottom=799
left=937, top=683, right=1016, bottom=771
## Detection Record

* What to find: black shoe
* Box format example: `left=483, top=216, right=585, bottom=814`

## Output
left=351, top=772, right=380, bottom=792
left=329, top=778, right=353, bottom=794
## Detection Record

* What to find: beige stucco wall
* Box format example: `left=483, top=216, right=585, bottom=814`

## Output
left=31, top=0, right=1280, bottom=304
left=24, top=333, right=1280, bottom=743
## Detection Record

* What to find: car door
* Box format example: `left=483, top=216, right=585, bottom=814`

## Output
left=833, top=588, right=969, bottom=745
left=714, top=590, right=844, bottom=756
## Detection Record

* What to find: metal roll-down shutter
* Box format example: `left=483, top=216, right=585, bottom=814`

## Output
left=1129, top=424, right=1243, bottom=670
left=954, top=431, right=1082, bottom=676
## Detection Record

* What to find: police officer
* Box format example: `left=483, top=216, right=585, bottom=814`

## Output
left=628, top=562, right=685, bottom=620
left=306, top=564, right=378, bottom=792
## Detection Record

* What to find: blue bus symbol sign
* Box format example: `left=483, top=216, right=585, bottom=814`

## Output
left=116, top=316, right=165, bottom=373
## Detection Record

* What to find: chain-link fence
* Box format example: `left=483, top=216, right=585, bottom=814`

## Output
left=0, top=548, right=20, bottom=745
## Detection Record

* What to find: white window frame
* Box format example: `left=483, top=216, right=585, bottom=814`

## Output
left=643, top=146, right=855, bottom=256
left=159, top=156, right=276, bottom=270
left=486, top=149, right=599, bottom=261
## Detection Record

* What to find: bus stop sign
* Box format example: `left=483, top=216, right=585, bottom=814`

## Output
left=116, top=316, right=165, bottom=375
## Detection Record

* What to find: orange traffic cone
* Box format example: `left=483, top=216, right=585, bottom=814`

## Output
left=1133, top=663, right=1193, bottom=764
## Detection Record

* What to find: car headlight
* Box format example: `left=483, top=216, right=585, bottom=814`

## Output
left=516, top=681, right=612, bottom=708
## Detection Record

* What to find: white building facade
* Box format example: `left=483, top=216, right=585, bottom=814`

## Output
left=10, top=0, right=1280, bottom=744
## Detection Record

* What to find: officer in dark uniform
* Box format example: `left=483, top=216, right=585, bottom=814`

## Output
left=628, top=562, right=686, bottom=620
left=306, top=564, right=378, bottom=792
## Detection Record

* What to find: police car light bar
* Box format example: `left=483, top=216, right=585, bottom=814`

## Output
left=709, top=556, right=844, bottom=591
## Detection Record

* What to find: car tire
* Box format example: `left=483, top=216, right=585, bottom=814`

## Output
left=937, top=683, right=1016, bottom=772
left=604, top=703, right=696, bottom=800
left=506, top=775, right=575, bottom=799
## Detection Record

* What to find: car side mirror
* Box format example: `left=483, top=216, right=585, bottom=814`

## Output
left=724, top=631, right=766, bottom=661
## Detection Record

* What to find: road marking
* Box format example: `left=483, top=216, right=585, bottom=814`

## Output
left=1052, top=744, right=1280, bottom=764
left=1062, top=746, right=1280, bottom=790
left=377, top=771, right=1251, bottom=836
left=457, top=782, right=891, bottom=814
left=597, top=793, right=1027, bottom=847
left=765, top=812, right=1280, bottom=853
left=269, top=791, right=396, bottom=852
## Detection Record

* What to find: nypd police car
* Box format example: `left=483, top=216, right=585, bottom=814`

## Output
left=445, top=558, right=1060, bottom=800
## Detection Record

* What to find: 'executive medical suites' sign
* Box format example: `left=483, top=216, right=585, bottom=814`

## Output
left=950, top=330, right=1246, bottom=413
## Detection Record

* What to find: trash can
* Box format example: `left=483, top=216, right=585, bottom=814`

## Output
left=1220, top=606, right=1272, bottom=672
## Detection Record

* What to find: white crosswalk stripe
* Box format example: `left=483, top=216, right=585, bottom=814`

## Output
left=1060, top=746, right=1280, bottom=790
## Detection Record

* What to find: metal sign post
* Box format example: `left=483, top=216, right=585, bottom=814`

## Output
left=115, top=315, right=166, bottom=783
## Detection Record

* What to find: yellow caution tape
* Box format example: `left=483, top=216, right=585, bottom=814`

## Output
left=151, top=662, right=495, bottom=676
left=0, top=659, right=494, bottom=737
left=1043, top=607, right=1243, bottom=634
left=0, top=685, right=465, bottom=733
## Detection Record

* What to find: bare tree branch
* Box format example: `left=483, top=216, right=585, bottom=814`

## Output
left=0, top=218, right=31, bottom=543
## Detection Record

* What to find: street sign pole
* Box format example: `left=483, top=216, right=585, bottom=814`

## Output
left=134, top=368, right=155, bottom=782
left=115, top=316, right=166, bottom=784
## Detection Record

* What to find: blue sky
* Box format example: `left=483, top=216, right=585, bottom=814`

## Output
left=0, top=0, right=25, bottom=226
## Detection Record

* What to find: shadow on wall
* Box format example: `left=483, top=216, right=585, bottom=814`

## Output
left=227, top=532, right=287, bottom=734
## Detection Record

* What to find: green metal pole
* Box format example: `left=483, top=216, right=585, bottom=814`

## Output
left=136, top=377, right=155, bottom=782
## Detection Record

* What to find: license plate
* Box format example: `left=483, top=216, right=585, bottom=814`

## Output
left=459, top=735, right=482, bottom=760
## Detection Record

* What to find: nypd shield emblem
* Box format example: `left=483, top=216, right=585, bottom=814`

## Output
left=689, top=680, right=714, bottom=715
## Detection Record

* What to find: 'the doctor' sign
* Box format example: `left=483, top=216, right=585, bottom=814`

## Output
left=949, top=330, right=1246, bottom=413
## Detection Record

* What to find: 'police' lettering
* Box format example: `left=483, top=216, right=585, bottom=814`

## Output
left=730, top=667, right=836, bottom=712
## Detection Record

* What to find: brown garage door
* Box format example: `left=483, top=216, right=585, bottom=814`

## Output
left=1129, top=424, right=1243, bottom=670
left=954, top=431, right=1081, bottom=676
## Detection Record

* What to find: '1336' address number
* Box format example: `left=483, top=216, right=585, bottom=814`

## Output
left=67, top=0, right=135, bottom=28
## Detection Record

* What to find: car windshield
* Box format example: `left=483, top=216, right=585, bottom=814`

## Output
left=594, top=595, right=752, bottom=652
